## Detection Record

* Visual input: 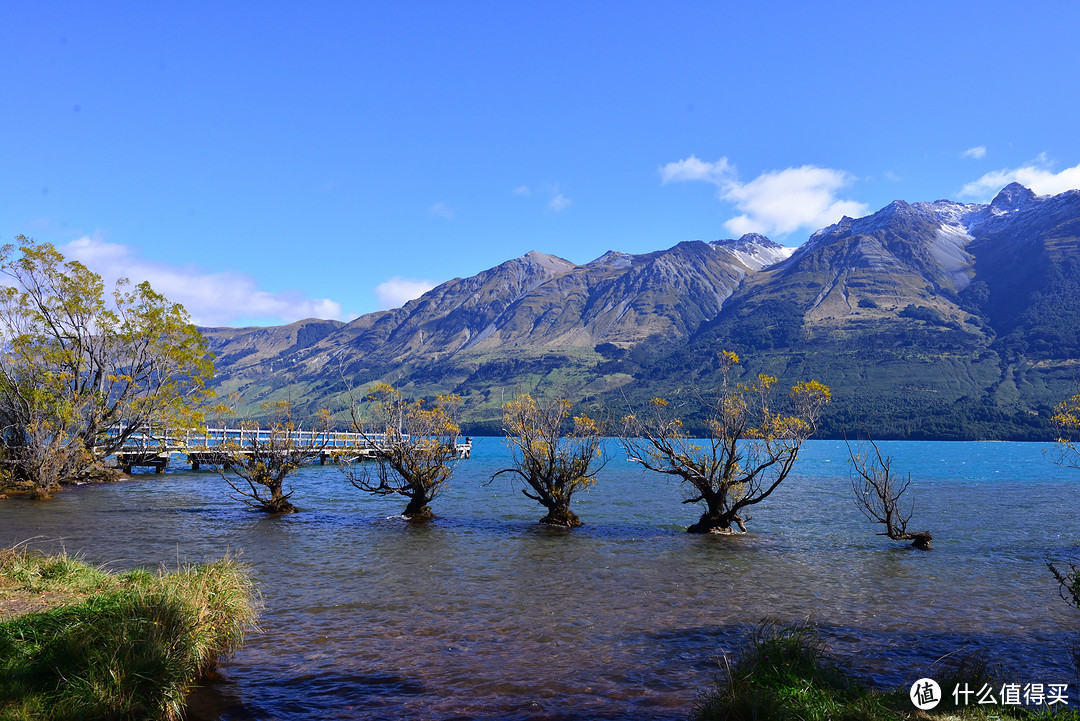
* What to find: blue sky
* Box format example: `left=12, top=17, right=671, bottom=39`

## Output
left=5, top=2, right=1080, bottom=326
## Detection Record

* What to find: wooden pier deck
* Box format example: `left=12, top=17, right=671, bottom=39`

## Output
left=110, top=425, right=472, bottom=473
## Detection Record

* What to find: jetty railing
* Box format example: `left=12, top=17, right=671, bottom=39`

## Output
left=106, top=423, right=472, bottom=473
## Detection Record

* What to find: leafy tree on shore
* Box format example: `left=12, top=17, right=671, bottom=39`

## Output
left=0, top=238, right=213, bottom=497
left=492, top=393, right=606, bottom=528
left=620, top=351, right=830, bottom=534
left=344, top=384, right=463, bottom=520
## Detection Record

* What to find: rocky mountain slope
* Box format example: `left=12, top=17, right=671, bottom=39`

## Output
left=202, top=184, right=1080, bottom=439
left=616, top=183, right=1080, bottom=438
left=202, top=235, right=791, bottom=420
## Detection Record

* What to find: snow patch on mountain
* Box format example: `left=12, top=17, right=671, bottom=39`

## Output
left=930, top=222, right=975, bottom=289
left=589, top=251, right=634, bottom=269
left=710, top=233, right=793, bottom=270
left=726, top=243, right=793, bottom=270
left=521, top=250, right=576, bottom=275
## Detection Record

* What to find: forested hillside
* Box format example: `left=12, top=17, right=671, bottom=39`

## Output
left=203, top=184, right=1080, bottom=440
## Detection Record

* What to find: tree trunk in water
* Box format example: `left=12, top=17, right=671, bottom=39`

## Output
left=265, top=482, right=296, bottom=514
left=30, top=485, right=56, bottom=501
left=903, top=531, right=932, bottom=550
left=540, top=503, right=582, bottom=528
left=686, top=506, right=743, bottom=534
left=403, top=493, right=434, bottom=521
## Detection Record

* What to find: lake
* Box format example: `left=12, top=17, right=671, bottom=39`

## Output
left=1, top=439, right=1078, bottom=719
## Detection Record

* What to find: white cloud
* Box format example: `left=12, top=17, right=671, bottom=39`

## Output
left=959, top=156, right=1080, bottom=199
left=374, top=276, right=436, bottom=310
left=963, top=146, right=988, bottom=160
left=514, top=182, right=571, bottom=211
left=548, top=190, right=572, bottom=212
left=429, top=202, right=455, bottom=219
left=723, top=166, right=868, bottom=237
left=659, top=155, right=868, bottom=238
left=659, top=155, right=735, bottom=185
left=62, top=236, right=344, bottom=327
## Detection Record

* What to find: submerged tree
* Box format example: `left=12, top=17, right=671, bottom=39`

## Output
left=0, top=238, right=213, bottom=494
left=492, top=393, right=606, bottom=528
left=620, top=351, right=830, bottom=534
left=1048, top=560, right=1080, bottom=611
left=1049, top=392, right=1080, bottom=610
left=214, top=401, right=331, bottom=514
left=344, top=384, right=463, bottom=520
left=1051, top=392, right=1080, bottom=470
left=845, top=433, right=932, bottom=550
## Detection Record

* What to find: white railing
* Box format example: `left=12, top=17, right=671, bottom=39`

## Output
left=108, top=423, right=470, bottom=454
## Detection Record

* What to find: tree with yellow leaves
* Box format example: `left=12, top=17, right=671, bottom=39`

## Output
left=1051, top=391, right=1080, bottom=470
left=0, top=238, right=213, bottom=497
left=620, top=351, right=830, bottom=534
left=214, top=400, right=332, bottom=514
left=493, top=394, right=607, bottom=528
left=1049, top=392, right=1080, bottom=609
left=344, top=384, right=463, bottom=520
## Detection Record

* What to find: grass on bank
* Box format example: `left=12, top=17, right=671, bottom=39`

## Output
left=694, top=620, right=1080, bottom=721
left=0, top=546, right=260, bottom=721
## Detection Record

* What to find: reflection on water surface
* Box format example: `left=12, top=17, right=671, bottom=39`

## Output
left=2, top=439, right=1077, bottom=719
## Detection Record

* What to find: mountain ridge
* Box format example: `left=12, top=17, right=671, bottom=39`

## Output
left=201, top=185, right=1080, bottom=440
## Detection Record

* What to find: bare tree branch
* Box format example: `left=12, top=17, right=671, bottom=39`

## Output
left=845, top=430, right=932, bottom=550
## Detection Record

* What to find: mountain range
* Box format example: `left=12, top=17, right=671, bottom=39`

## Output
left=201, top=183, right=1080, bottom=439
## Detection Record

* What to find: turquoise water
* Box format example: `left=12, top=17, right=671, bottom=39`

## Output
left=1, top=439, right=1078, bottom=719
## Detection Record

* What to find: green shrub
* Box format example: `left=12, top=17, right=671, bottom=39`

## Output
left=694, top=620, right=896, bottom=721
left=694, top=621, right=1080, bottom=721
left=0, top=550, right=259, bottom=721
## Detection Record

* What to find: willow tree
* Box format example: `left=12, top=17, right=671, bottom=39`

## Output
left=620, top=351, right=830, bottom=534
left=1049, top=392, right=1080, bottom=608
left=846, top=433, right=932, bottom=550
left=344, top=384, right=463, bottom=520
left=1051, top=392, right=1080, bottom=470
left=493, top=394, right=606, bottom=528
left=0, top=238, right=213, bottom=496
left=215, top=401, right=332, bottom=514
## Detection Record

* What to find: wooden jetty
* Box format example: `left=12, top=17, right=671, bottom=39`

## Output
left=110, top=425, right=472, bottom=473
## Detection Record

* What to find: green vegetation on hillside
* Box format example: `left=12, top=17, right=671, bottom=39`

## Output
left=195, top=189, right=1080, bottom=441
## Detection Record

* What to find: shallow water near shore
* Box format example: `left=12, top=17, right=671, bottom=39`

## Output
left=2, top=438, right=1079, bottom=719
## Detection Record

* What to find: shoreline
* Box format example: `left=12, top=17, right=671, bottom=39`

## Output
left=0, top=548, right=259, bottom=720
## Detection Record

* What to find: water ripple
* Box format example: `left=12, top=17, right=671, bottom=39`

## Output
left=3, top=439, right=1078, bottom=719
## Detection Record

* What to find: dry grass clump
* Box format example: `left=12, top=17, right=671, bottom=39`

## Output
left=0, top=547, right=259, bottom=721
